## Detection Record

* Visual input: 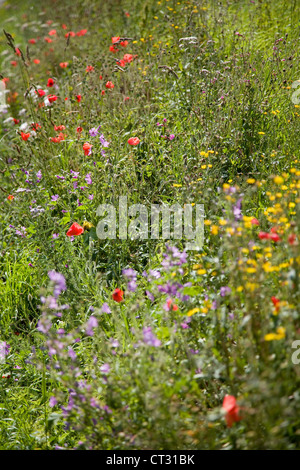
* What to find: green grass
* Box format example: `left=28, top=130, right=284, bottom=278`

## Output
left=0, top=0, right=299, bottom=449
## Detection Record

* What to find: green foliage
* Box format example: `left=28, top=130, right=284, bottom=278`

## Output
left=0, top=0, right=299, bottom=450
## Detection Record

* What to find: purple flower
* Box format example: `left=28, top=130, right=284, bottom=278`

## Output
left=143, top=327, right=161, bottom=347
left=122, top=268, right=136, bottom=278
left=48, top=271, right=66, bottom=298
left=86, top=316, right=98, bottom=336
left=36, top=170, right=42, bottom=181
left=145, top=290, right=155, bottom=302
left=85, top=173, right=92, bottom=185
left=37, top=316, right=52, bottom=334
left=220, top=286, right=231, bottom=297
left=15, top=227, right=27, bottom=237
left=88, top=194, right=94, bottom=200
left=99, top=134, right=109, bottom=147
left=168, top=134, right=175, bottom=141
left=49, top=396, right=57, bottom=407
left=100, top=363, right=110, bottom=374
left=102, top=303, right=111, bottom=314
left=89, top=125, right=101, bottom=137
left=110, top=338, right=119, bottom=348
left=68, top=349, right=77, bottom=360
left=128, top=280, right=137, bottom=292
left=52, top=233, right=59, bottom=239
left=233, top=198, right=243, bottom=221
left=122, top=268, right=137, bottom=292
left=51, top=195, right=59, bottom=201
left=0, top=341, right=10, bottom=361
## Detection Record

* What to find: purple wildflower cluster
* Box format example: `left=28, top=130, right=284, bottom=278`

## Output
left=88, top=124, right=109, bottom=156
left=122, top=268, right=137, bottom=292
left=156, top=118, right=175, bottom=141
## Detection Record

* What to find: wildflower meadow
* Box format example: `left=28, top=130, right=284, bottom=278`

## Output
left=0, top=0, right=299, bottom=451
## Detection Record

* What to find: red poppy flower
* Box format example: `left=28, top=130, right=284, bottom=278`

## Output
left=120, top=40, right=128, bottom=47
left=99, top=75, right=103, bottom=80
left=7, top=195, right=14, bottom=201
left=35, top=89, right=46, bottom=97
left=44, top=37, right=53, bottom=43
left=48, top=29, right=57, bottom=36
left=86, top=65, right=94, bottom=72
left=83, top=142, right=92, bottom=155
left=31, top=123, right=41, bottom=131
left=258, top=231, right=269, bottom=240
left=65, top=31, right=76, bottom=38
left=21, top=132, right=30, bottom=141
left=59, top=62, right=68, bottom=68
left=28, top=39, right=36, bottom=44
left=13, top=118, right=20, bottom=125
left=251, top=218, right=259, bottom=225
left=76, top=126, right=83, bottom=133
left=125, top=12, right=130, bottom=17
left=76, top=94, right=82, bottom=102
left=76, top=29, right=87, bottom=36
left=101, top=90, right=105, bottom=96
left=54, top=125, right=65, bottom=131
left=117, top=59, right=126, bottom=67
left=47, top=78, right=55, bottom=87
left=33, top=59, right=40, bottom=64
left=222, top=395, right=242, bottom=427
left=269, top=233, right=281, bottom=242
left=66, top=222, right=84, bottom=237
left=112, top=288, right=124, bottom=302
left=128, top=137, right=140, bottom=146
left=11, top=61, right=17, bottom=67
left=123, top=53, right=133, bottom=63
left=109, top=45, right=118, bottom=53
left=48, top=94, right=57, bottom=103
left=51, top=132, right=66, bottom=142
left=15, top=47, right=21, bottom=56
left=271, top=296, right=280, bottom=312
left=166, top=298, right=178, bottom=311
left=288, top=233, right=297, bottom=245
left=105, top=81, right=114, bottom=89
left=112, top=36, right=120, bottom=44
left=124, top=97, right=130, bottom=101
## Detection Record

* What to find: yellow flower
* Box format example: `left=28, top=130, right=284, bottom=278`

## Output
left=187, top=308, right=200, bottom=317
left=264, top=327, right=286, bottom=341
left=274, top=176, right=284, bottom=185
left=83, top=221, right=94, bottom=231
left=210, top=225, right=219, bottom=235
left=197, top=269, right=206, bottom=275
left=246, top=267, right=256, bottom=273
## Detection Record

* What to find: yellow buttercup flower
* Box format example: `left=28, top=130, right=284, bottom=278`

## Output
left=187, top=308, right=200, bottom=317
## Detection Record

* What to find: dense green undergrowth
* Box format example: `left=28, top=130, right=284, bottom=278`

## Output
left=0, top=0, right=299, bottom=449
